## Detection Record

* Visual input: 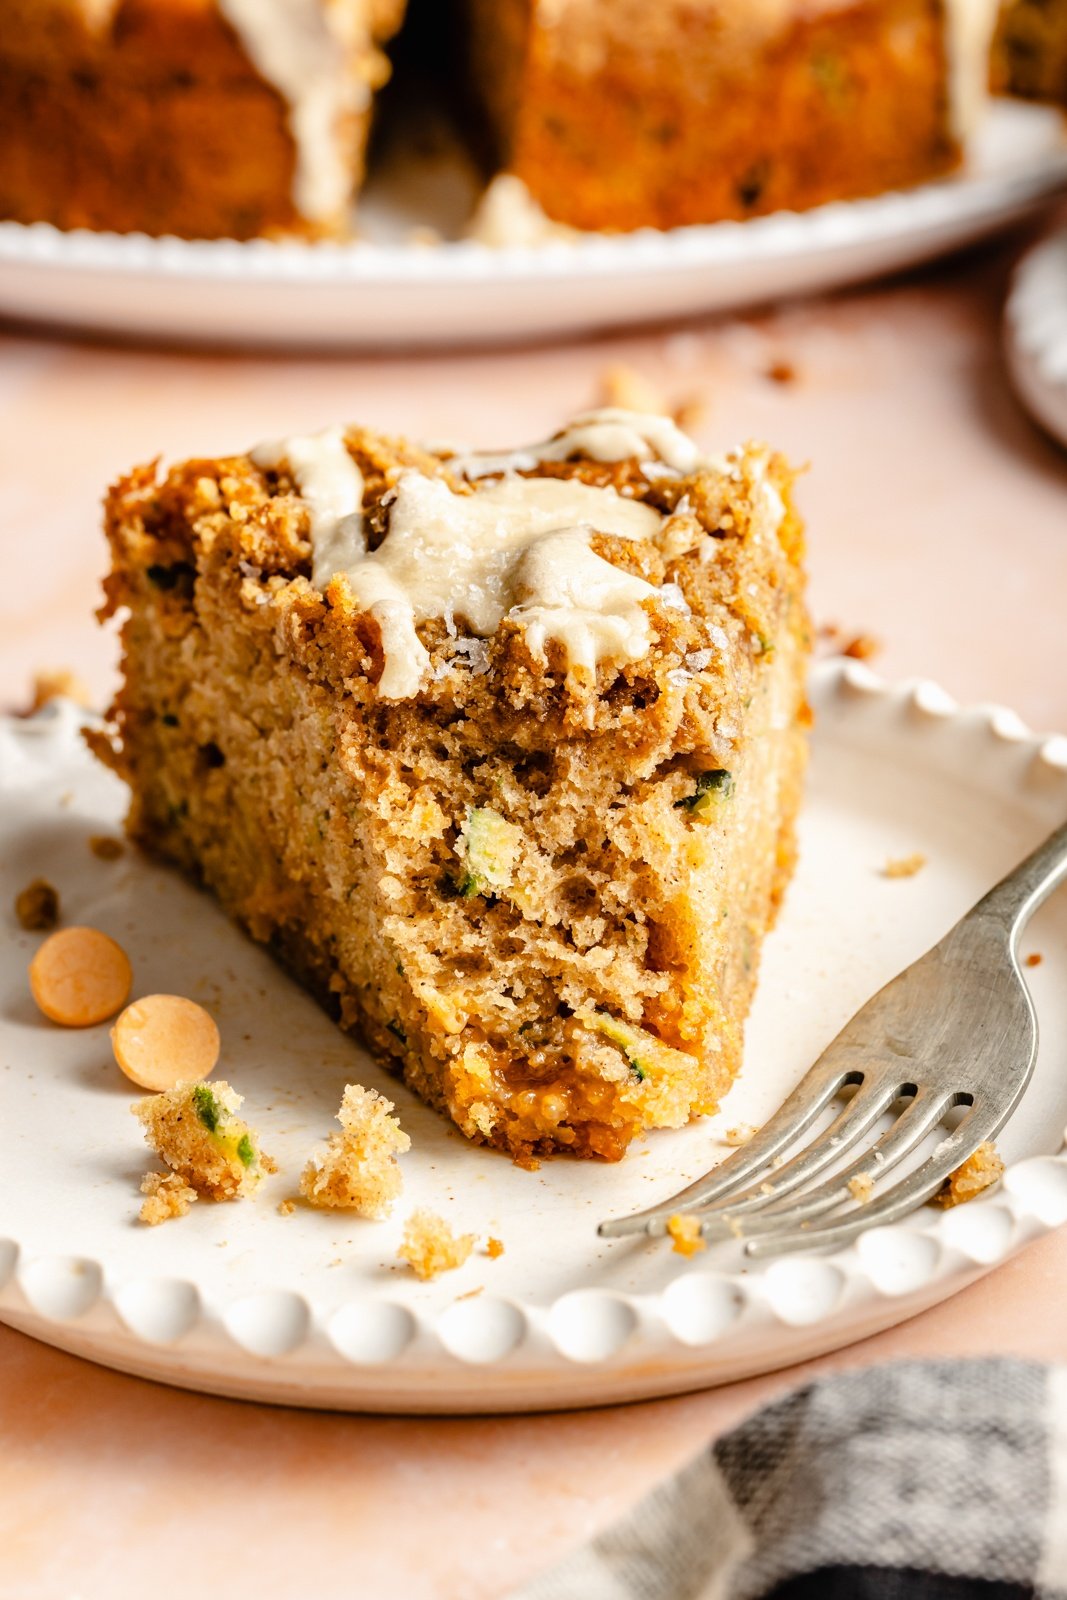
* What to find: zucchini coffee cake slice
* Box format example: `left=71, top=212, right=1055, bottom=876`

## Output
left=95, top=409, right=810, bottom=1162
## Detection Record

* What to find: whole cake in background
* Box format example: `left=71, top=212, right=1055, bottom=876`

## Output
left=0, top=0, right=1048, bottom=242
left=92, top=410, right=810, bottom=1163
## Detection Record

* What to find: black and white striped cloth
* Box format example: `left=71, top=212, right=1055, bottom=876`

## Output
left=518, top=1360, right=1067, bottom=1600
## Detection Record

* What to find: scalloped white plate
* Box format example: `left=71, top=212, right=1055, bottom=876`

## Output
left=1, top=102, right=1066, bottom=349
left=3, top=661, right=1067, bottom=1413
left=1006, top=224, right=1067, bottom=450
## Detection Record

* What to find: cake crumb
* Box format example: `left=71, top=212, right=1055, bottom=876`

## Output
left=514, top=1153, right=542, bottom=1172
left=278, top=1198, right=296, bottom=1216
left=841, top=633, right=881, bottom=661
left=134, top=1080, right=273, bottom=1201
left=882, top=853, right=926, bottom=879
left=89, top=835, right=125, bottom=861
left=667, top=1213, right=706, bottom=1257
left=15, top=878, right=59, bottom=932
left=765, top=359, right=798, bottom=386
left=26, top=667, right=91, bottom=713
left=398, top=1209, right=475, bottom=1280
left=139, top=1170, right=197, bottom=1225
left=485, top=1236, right=505, bottom=1259
left=597, top=362, right=666, bottom=416
left=672, top=395, right=706, bottom=433
left=723, top=1122, right=758, bottom=1146
left=932, top=1141, right=1005, bottom=1208
left=1025, top=952, right=1043, bottom=968
left=848, top=1172, right=875, bottom=1204
left=299, top=1084, right=410, bottom=1218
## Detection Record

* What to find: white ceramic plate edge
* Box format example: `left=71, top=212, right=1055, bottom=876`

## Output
left=3, top=661, right=1067, bottom=1413
left=1, top=103, right=1065, bottom=346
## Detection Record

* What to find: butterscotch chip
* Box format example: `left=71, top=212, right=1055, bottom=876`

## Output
left=29, top=926, right=132, bottom=1026
left=111, top=995, right=220, bottom=1091
left=15, top=878, right=59, bottom=932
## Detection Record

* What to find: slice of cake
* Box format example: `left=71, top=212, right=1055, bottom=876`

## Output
left=94, top=408, right=810, bottom=1163
left=459, top=0, right=1001, bottom=232
left=0, top=0, right=405, bottom=239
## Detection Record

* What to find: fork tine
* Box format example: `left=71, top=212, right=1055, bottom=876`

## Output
left=597, top=1059, right=863, bottom=1239
left=691, top=1078, right=912, bottom=1222
left=741, top=1108, right=1001, bottom=1258
left=708, top=1087, right=961, bottom=1238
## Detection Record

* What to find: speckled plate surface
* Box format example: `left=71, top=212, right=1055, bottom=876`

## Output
left=0, top=102, right=1065, bottom=349
left=2, top=660, right=1067, bottom=1413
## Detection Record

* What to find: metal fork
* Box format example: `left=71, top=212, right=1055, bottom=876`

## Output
left=599, top=818, right=1067, bottom=1257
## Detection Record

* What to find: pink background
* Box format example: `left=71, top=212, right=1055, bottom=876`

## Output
left=2, top=230, right=1067, bottom=1598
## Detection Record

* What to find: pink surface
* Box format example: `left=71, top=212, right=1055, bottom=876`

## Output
left=2, top=236, right=1067, bottom=1599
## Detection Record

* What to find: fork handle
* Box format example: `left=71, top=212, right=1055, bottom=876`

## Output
left=970, top=816, right=1067, bottom=936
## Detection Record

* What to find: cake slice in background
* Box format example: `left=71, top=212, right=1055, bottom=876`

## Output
left=993, top=0, right=1067, bottom=104
left=93, top=410, right=810, bottom=1163
left=0, top=0, right=406, bottom=239
left=460, top=0, right=1003, bottom=233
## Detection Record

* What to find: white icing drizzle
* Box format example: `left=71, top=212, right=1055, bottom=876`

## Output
left=217, top=0, right=371, bottom=222
left=250, top=426, right=365, bottom=588
left=450, top=408, right=703, bottom=481
left=250, top=424, right=672, bottom=699
left=942, top=0, right=1002, bottom=142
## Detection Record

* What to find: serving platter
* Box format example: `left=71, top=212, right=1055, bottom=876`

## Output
left=0, top=102, right=1065, bottom=350
left=2, top=660, right=1067, bottom=1413
left=1006, top=225, right=1067, bottom=451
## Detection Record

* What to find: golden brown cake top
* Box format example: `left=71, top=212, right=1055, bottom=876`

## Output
left=102, top=408, right=805, bottom=752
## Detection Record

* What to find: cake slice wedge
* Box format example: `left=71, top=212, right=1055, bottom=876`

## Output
left=94, top=408, right=810, bottom=1163
left=0, top=0, right=406, bottom=239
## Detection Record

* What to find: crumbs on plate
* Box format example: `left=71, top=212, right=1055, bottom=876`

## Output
left=882, top=853, right=926, bottom=880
